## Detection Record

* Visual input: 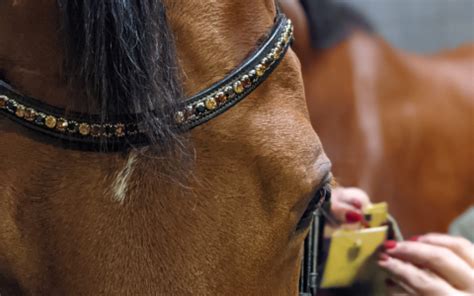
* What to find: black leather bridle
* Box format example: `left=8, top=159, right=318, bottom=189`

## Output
left=0, top=8, right=327, bottom=296
left=299, top=189, right=331, bottom=296
left=0, top=14, right=293, bottom=151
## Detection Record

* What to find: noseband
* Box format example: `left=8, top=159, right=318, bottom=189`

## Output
left=0, top=9, right=326, bottom=296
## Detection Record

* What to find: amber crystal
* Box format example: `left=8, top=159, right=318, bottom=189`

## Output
left=79, top=123, right=91, bottom=136
left=0, top=96, right=8, bottom=108
left=15, top=105, right=26, bottom=118
left=115, top=123, right=125, bottom=137
left=215, top=92, right=228, bottom=104
left=241, top=75, right=252, bottom=88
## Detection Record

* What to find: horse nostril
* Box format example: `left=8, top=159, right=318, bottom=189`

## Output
left=295, top=185, right=331, bottom=232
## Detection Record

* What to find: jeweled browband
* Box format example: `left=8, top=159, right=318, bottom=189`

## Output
left=0, top=15, right=293, bottom=150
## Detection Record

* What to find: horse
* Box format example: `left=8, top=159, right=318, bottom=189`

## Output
left=282, top=0, right=474, bottom=237
left=0, top=1, right=332, bottom=294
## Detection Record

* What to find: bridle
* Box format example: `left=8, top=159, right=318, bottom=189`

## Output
left=299, top=188, right=331, bottom=296
left=0, top=14, right=293, bottom=150
left=0, top=7, right=328, bottom=296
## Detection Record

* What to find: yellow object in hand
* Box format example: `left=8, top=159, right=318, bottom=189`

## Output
left=364, top=202, right=389, bottom=227
left=320, top=226, right=387, bottom=288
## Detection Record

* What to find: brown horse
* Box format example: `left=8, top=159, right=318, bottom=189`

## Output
left=282, top=0, right=473, bottom=237
left=0, top=1, right=332, bottom=295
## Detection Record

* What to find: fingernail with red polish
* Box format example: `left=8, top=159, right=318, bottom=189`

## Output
left=409, top=235, right=420, bottom=242
left=351, top=199, right=362, bottom=209
left=379, top=252, right=389, bottom=261
left=345, top=211, right=363, bottom=223
left=383, top=240, right=397, bottom=250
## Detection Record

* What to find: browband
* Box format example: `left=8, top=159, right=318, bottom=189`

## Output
left=0, top=15, right=293, bottom=151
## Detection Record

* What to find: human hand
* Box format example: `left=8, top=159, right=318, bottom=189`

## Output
left=379, top=234, right=474, bottom=296
left=330, top=187, right=371, bottom=224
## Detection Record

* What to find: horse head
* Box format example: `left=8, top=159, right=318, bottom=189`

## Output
left=0, top=1, right=331, bottom=294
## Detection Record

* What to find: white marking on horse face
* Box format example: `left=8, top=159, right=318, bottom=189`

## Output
left=112, top=152, right=138, bottom=203
left=350, top=36, right=384, bottom=191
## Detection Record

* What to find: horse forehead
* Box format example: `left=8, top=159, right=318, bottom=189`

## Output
left=0, top=0, right=59, bottom=46
left=2, top=0, right=57, bottom=14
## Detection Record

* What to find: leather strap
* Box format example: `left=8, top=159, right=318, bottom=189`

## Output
left=0, top=15, right=293, bottom=151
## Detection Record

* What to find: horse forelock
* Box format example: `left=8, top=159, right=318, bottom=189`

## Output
left=59, top=0, right=184, bottom=150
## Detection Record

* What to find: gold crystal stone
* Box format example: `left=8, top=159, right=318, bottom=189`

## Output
left=273, top=47, right=282, bottom=59
left=115, top=123, right=125, bottom=137
left=205, top=97, right=217, bottom=110
left=233, top=81, right=244, bottom=94
left=15, top=105, right=26, bottom=118
left=79, top=123, right=91, bottom=136
left=255, top=64, right=266, bottom=77
left=0, top=95, right=8, bottom=108
left=24, top=108, right=37, bottom=121
left=175, top=111, right=185, bottom=124
left=45, top=115, right=57, bottom=129
left=56, top=118, right=68, bottom=132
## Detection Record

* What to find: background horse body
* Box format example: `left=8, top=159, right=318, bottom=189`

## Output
left=0, top=1, right=330, bottom=294
left=283, top=0, right=473, bottom=236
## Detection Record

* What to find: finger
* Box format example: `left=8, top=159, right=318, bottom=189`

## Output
left=385, top=277, right=414, bottom=296
left=330, top=201, right=362, bottom=223
left=378, top=256, right=457, bottom=296
left=343, top=187, right=371, bottom=207
left=386, top=241, right=474, bottom=290
left=332, top=187, right=371, bottom=209
left=418, top=233, right=474, bottom=268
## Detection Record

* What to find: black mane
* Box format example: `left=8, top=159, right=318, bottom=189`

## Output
left=300, top=0, right=374, bottom=49
left=59, top=0, right=183, bottom=149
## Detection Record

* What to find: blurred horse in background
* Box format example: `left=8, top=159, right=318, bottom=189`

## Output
left=282, top=0, right=473, bottom=237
